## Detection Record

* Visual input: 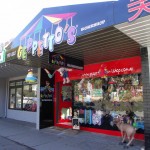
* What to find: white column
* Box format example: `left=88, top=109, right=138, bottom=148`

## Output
left=148, top=47, right=150, bottom=77
left=36, top=68, right=41, bottom=130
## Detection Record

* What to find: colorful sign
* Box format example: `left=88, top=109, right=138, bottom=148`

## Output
left=17, top=46, right=27, bottom=60
left=49, top=53, right=66, bottom=67
left=19, top=13, right=77, bottom=57
left=49, top=52, right=84, bottom=70
left=12, top=2, right=114, bottom=50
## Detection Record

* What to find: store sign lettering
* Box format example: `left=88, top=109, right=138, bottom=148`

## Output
left=82, top=66, right=134, bottom=78
left=17, top=46, right=27, bottom=60
left=26, top=26, right=77, bottom=57
left=128, top=0, right=150, bottom=22
left=7, top=51, right=16, bottom=58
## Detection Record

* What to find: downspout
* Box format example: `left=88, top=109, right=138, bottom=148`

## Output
left=4, top=78, right=8, bottom=118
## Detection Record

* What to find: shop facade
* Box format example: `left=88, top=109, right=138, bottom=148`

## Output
left=1, top=0, right=150, bottom=148
left=54, top=56, right=144, bottom=140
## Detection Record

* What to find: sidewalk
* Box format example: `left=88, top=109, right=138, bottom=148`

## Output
left=0, top=118, right=144, bottom=150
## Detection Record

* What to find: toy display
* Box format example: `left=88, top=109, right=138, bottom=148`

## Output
left=57, top=67, right=72, bottom=84
left=62, top=86, right=72, bottom=101
left=44, top=67, right=72, bottom=84
left=73, top=74, right=144, bottom=133
left=25, top=69, right=37, bottom=83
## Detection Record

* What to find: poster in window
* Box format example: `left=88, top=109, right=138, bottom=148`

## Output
left=62, top=86, right=72, bottom=101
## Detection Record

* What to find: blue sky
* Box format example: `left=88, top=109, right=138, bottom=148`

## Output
left=0, top=0, right=118, bottom=44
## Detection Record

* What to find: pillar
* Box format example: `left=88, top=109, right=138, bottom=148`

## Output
left=141, top=47, right=150, bottom=150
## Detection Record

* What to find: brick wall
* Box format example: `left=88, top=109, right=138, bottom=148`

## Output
left=141, top=47, right=150, bottom=150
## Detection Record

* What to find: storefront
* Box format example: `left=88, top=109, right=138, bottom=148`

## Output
left=54, top=56, right=144, bottom=140
left=1, top=0, right=150, bottom=148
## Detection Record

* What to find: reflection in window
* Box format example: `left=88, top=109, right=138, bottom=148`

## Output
left=10, top=88, right=15, bottom=108
left=16, top=87, right=22, bottom=109
left=23, top=84, right=37, bottom=112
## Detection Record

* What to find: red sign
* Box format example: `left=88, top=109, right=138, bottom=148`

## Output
left=55, top=56, right=141, bottom=81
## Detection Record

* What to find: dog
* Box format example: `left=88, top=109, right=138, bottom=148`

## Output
left=113, top=116, right=136, bottom=148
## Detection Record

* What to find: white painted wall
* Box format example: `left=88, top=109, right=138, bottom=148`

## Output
left=0, top=78, right=6, bottom=117
left=7, top=109, right=36, bottom=123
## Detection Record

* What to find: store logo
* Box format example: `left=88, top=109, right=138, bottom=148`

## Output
left=128, top=0, right=150, bottom=22
left=19, top=12, right=77, bottom=59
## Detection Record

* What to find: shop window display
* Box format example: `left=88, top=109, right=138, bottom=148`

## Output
left=61, top=107, right=72, bottom=120
left=60, top=85, right=72, bottom=121
left=73, top=74, right=144, bottom=133
left=62, top=86, right=72, bottom=101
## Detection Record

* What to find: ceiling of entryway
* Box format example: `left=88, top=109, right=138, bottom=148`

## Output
left=115, top=15, right=150, bottom=48
left=0, top=24, right=142, bottom=78
left=0, top=63, right=38, bottom=78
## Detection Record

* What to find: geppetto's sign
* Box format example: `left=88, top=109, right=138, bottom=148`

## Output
left=12, top=3, right=114, bottom=49
left=54, top=56, right=141, bottom=81
left=16, top=13, right=77, bottom=60
left=49, top=52, right=84, bottom=70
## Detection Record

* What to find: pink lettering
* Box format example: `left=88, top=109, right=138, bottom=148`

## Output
left=128, top=0, right=150, bottom=22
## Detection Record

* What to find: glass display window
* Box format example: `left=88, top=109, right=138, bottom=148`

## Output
left=73, top=74, right=144, bottom=133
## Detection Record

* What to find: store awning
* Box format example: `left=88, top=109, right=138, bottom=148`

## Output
left=5, top=26, right=140, bottom=70
left=2, top=1, right=149, bottom=70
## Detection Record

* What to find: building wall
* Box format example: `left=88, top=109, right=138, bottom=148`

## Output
left=0, top=78, right=6, bottom=117
left=7, top=109, right=36, bottom=123
left=141, top=47, right=150, bottom=149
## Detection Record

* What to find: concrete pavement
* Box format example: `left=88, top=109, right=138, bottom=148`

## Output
left=0, top=118, right=144, bottom=150
left=0, top=136, right=34, bottom=150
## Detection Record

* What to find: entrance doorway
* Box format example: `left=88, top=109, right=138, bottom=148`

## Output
left=40, top=68, right=54, bottom=129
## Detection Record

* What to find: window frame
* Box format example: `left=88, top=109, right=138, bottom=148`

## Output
left=8, top=79, right=37, bottom=111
